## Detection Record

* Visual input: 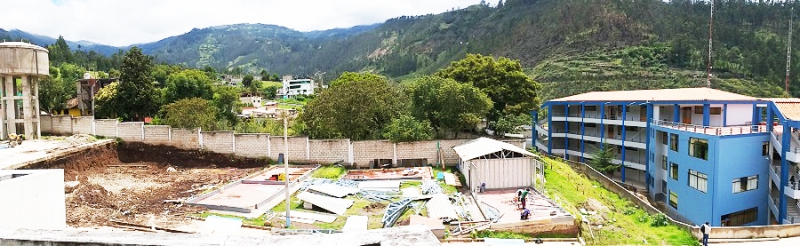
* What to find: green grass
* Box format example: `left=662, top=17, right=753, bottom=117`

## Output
left=198, top=212, right=267, bottom=227
left=314, top=198, right=387, bottom=230
left=260, top=81, right=282, bottom=87
left=400, top=181, right=422, bottom=190
left=475, top=230, right=575, bottom=239
left=431, top=167, right=461, bottom=194
left=542, top=157, right=698, bottom=245
left=312, top=165, right=346, bottom=179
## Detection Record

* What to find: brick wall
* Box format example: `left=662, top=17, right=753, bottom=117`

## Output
left=438, top=139, right=472, bottom=164
left=308, top=139, right=349, bottom=163
left=170, top=128, right=200, bottom=149
left=51, top=116, right=72, bottom=135
left=234, top=134, right=269, bottom=158
left=352, top=140, right=393, bottom=167
left=269, top=136, right=308, bottom=162
left=94, top=120, right=118, bottom=138
left=40, top=115, right=53, bottom=133
left=201, top=131, right=234, bottom=154
left=117, top=122, right=143, bottom=142
left=143, top=125, right=170, bottom=144
left=396, top=140, right=438, bottom=162
left=71, top=116, right=94, bottom=135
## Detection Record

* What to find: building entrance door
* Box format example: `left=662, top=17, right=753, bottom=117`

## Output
left=681, top=107, right=692, bottom=124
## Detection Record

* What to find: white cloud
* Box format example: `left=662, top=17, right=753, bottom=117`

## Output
left=0, top=0, right=484, bottom=46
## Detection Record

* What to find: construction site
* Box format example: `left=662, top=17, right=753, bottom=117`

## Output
left=0, top=132, right=580, bottom=245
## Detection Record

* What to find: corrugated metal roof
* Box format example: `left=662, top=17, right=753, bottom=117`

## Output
left=341, top=216, right=369, bottom=232
left=308, top=184, right=359, bottom=198
left=358, top=181, right=401, bottom=191
left=453, top=137, right=536, bottom=161
left=551, top=87, right=755, bottom=102
left=426, top=194, right=459, bottom=221
left=296, top=191, right=354, bottom=215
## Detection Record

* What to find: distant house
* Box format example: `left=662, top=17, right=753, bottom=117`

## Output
left=278, top=75, right=315, bottom=98
left=56, top=97, right=81, bottom=117
left=240, top=95, right=262, bottom=107
left=75, top=75, right=117, bottom=116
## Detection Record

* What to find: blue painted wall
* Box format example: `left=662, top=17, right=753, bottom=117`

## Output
left=649, top=125, right=769, bottom=226
left=713, top=134, right=770, bottom=226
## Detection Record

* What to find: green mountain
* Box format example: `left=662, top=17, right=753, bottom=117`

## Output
left=5, top=0, right=800, bottom=99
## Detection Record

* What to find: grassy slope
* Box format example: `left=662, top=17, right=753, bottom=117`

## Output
left=542, top=157, right=697, bottom=245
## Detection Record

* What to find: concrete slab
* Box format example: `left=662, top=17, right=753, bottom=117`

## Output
left=341, top=216, right=369, bottom=232
left=194, top=184, right=284, bottom=209
left=476, top=189, right=569, bottom=226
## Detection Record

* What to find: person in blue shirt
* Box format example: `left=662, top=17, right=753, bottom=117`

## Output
left=520, top=208, right=530, bottom=220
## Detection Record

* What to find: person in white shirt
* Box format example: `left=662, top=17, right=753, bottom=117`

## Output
left=700, top=222, right=711, bottom=246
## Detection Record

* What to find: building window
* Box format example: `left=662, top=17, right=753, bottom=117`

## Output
left=732, top=175, right=758, bottom=193
left=762, top=141, right=769, bottom=156
left=585, top=105, right=597, bottom=111
left=721, top=207, right=758, bottom=226
left=624, top=126, right=637, bottom=131
left=661, top=131, right=668, bottom=144
left=694, top=106, right=704, bottom=114
left=670, top=162, right=679, bottom=181
left=661, top=156, right=667, bottom=170
left=688, top=170, right=708, bottom=193
left=689, top=138, right=709, bottom=160
left=669, top=191, right=678, bottom=209
left=710, top=107, right=722, bottom=115
left=670, top=134, right=679, bottom=151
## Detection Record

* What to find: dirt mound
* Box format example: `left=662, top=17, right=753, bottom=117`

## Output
left=118, top=142, right=269, bottom=169
left=73, top=183, right=115, bottom=209
left=365, top=202, right=387, bottom=212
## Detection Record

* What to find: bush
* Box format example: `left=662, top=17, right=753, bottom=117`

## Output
left=312, top=165, right=346, bottom=179
left=651, top=213, right=669, bottom=227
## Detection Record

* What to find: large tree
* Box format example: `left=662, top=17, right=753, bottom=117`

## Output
left=118, top=47, right=160, bottom=120
left=382, top=115, right=433, bottom=143
left=162, top=98, right=217, bottom=130
left=436, top=54, right=541, bottom=123
left=164, top=69, right=214, bottom=104
left=212, top=85, right=242, bottom=127
left=300, top=72, right=406, bottom=140
left=408, top=76, right=492, bottom=137
left=94, top=82, right=120, bottom=119
left=242, top=74, right=254, bottom=88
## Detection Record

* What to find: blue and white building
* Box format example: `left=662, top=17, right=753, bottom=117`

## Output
left=532, top=88, right=800, bottom=226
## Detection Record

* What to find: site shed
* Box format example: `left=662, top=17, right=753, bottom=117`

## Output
left=454, top=137, right=539, bottom=191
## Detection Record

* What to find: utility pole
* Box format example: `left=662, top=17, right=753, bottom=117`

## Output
left=786, top=6, right=794, bottom=96
left=706, top=1, right=714, bottom=88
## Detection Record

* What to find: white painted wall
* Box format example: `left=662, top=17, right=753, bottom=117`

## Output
left=726, top=104, right=754, bottom=126
left=472, top=158, right=533, bottom=190
left=0, top=170, right=66, bottom=229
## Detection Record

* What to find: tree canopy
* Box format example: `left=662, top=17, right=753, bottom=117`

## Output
left=382, top=115, right=433, bottom=142
left=300, top=72, right=406, bottom=140
left=164, top=69, right=214, bottom=104
left=407, top=76, right=492, bottom=137
left=117, top=47, right=160, bottom=120
left=162, top=98, right=217, bottom=130
left=436, top=54, right=540, bottom=123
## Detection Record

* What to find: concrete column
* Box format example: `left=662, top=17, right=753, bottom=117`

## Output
left=645, top=103, right=653, bottom=188
left=4, top=75, right=15, bottom=135
left=580, top=104, right=586, bottom=162
left=621, top=105, right=627, bottom=183
left=702, top=104, right=710, bottom=127
left=564, top=106, right=569, bottom=159
left=21, top=76, right=34, bottom=138
left=673, top=104, right=680, bottom=123
left=34, top=77, right=41, bottom=139
left=547, top=105, right=553, bottom=155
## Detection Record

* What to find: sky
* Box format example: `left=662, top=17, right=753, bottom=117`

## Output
left=0, top=0, right=484, bottom=47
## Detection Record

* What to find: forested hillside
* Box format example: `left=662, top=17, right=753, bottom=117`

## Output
left=130, top=0, right=800, bottom=99
left=5, top=0, right=800, bottom=100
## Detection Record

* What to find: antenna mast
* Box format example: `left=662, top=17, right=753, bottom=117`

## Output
left=706, top=1, right=714, bottom=88
left=786, top=6, right=794, bottom=95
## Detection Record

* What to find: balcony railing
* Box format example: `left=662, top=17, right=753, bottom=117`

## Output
left=652, top=120, right=766, bottom=136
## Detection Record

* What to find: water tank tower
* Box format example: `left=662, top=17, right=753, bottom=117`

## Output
left=0, top=42, right=49, bottom=140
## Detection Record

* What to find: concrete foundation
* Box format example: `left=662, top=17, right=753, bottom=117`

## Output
left=0, top=169, right=66, bottom=230
left=0, top=42, right=49, bottom=140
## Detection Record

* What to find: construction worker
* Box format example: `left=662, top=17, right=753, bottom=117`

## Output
left=519, top=188, right=531, bottom=209
left=520, top=208, right=531, bottom=220
left=515, top=188, right=524, bottom=205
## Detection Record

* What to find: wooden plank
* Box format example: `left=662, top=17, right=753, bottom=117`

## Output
left=443, top=172, right=457, bottom=186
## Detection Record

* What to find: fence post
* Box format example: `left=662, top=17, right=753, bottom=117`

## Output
left=267, top=134, right=272, bottom=158
left=198, top=128, right=203, bottom=150
left=140, top=123, right=144, bottom=141
left=231, top=132, right=236, bottom=154
left=306, top=137, right=310, bottom=160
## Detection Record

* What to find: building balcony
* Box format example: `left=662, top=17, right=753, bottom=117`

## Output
left=551, top=113, right=647, bottom=127
left=770, top=128, right=800, bottom=163
left=769, top=162, right=800, bottom=199
left=652, top=119, right=766, bottom=136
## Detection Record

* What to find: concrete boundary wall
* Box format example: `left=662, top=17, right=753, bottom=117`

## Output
left=38, top=116, right=526, bottom=167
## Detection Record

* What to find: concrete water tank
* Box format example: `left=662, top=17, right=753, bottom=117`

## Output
left=0, top=42, right=50, bottom=140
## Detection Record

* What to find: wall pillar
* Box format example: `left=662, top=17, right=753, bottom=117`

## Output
left=580, top=104, right=586, bottom=163
left=4, top=75, right=15, bottom=136
left=621, top=104, right=627, bottom=183
left=547, top=105, right=553, bottom=155
left=530, top=110, right=538, bottom=151
left=645, top=103, right=653, bottom=188
left=564, top=106, right=569, bottom=159
left=673, top=104, right=680, bottom=123
left=702, top=103, right=710, bottom=127
left=767, top=107, right=774, bottom=132
left=600, top=105, right=606, bottom=147
left=722, top=104, right=728, bottom=127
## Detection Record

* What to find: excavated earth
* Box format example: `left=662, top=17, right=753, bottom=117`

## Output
left=22, top=142, right=268, bottom=228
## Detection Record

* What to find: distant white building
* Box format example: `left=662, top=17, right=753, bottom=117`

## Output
left=240, top=96, right=262, bottom=107
left=278, top=76, right=315, bottom=98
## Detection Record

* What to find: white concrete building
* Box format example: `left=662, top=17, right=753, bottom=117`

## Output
left=239, top=96, right=262, bottom=107
left=278, top=78, right=315, bottom=98
left=0, top=169, right=66, bottom=229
